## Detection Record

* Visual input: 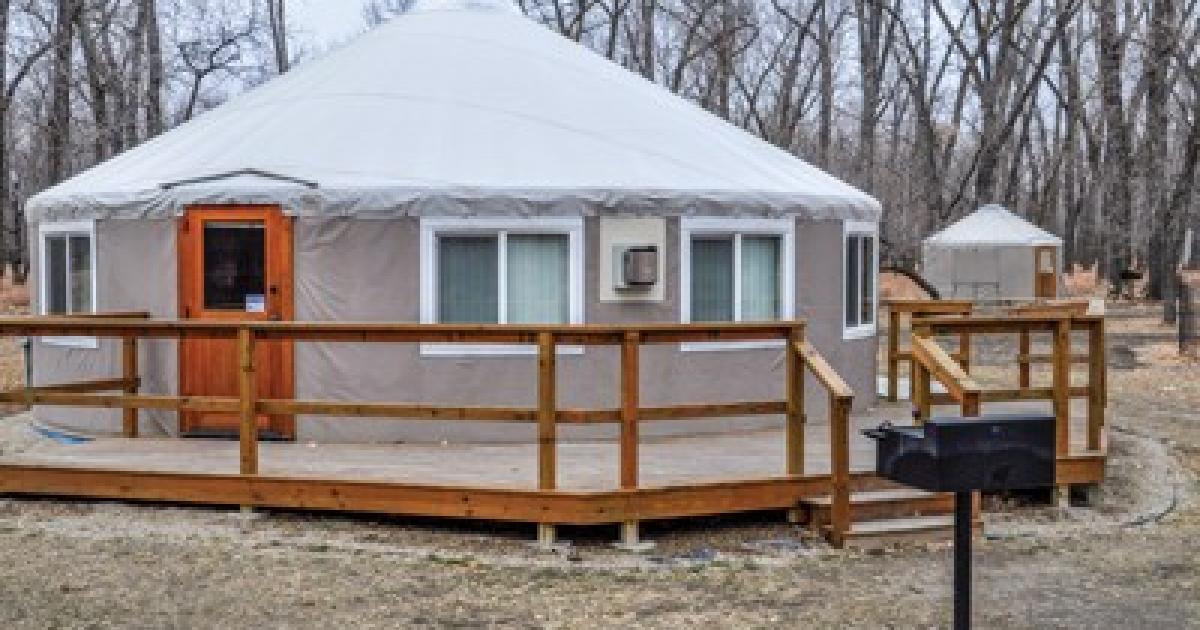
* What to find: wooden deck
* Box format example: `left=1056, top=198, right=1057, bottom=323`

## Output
left=2, top=401, right=1100, bottom=491
left=0, top=313, right=1108, bottom=545
left=0, top=398, right=1105, bottom=531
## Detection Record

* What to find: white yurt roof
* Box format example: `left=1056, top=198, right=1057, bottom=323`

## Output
left=924, top=205, right=1062, bottom=248
left=29, top=0, right=879, bottom=223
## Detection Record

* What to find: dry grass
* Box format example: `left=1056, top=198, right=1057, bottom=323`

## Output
left=0, top=292, right=1196, bottom=627
left=0, top=279, right=28, bottom=408
left=1062, top=263, right=1106, bottom=298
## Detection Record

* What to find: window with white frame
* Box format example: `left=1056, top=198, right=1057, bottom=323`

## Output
left=844, top=222, right=878, bottom=336
left=419, top=217, right=583, bottom=354
left=39, top=221, right=97, bottom=347
left=680, top=217, right=794, bottom=348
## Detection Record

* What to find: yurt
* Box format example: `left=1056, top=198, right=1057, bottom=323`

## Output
left=922, top=205, right=1062, bottom=301
left=26, top=0, right=881, bottom=443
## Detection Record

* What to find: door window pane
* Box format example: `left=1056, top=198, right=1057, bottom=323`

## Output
left=46, top=236, right=68, bottom=315
left=845, top=235, right=861, bottom=327
left=203, top=223, right=266, bottom=310
left=741, top=236, right=780, bottom=320
left=860, top=236, right=874, bottom=325
left=507, top=234, right=569, bottom=324
left=691, top=237, right=734, bottom=322
left=438, top=236, right=499, bottom=323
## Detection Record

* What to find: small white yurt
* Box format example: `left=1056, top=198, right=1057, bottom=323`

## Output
left=922, top=205, right=1063, bottom=301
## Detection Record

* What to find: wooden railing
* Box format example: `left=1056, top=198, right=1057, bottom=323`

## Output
left=909, top=314, right=1106, bottom=471
left=882, top=299, right=974, bottom=401
left=794, top=339, right=854, bottom=545
left=1, top=317, right=860, bottom=546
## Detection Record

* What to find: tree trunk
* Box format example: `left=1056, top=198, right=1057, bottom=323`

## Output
left=76, top=7, right=113, bottom=163
left=142, top=0, right=164, bottom=137
left=816, top=1, right=833, bottom=168
left=1096, top=0, right=1134, bottom=289
left=1144, top=0, right=1177, bottom=299
left=638, top=0, right=655, bottom=80
left=853, top=0, right=885, bottom=191
left=47, top=0, right=80, bottom=183
left=0, top=0, right=10, bottom=274
left=269, top=0, right=289, bottom=74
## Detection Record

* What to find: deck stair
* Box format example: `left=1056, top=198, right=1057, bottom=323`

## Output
left=800, top=480, right=977, bottom=547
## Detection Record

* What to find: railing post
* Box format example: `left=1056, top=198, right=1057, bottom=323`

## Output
left=912, top=325, right=931, bottom=423
left=960, top=390, right=981, bottom=418
left=122, top=336, right=139, bottom=438
left=1018, top=329, right=1031, bottom=389
left=238, top=327, right=258, bottom=477
left=1052, top=317, right=1071, bottom=505
left=537, top=332, right=557, bottom=547
left=617, top=330, right=650, bottom=550
left=785, top=326, right=805, bottom=477
left=958, top=331, right=971, bottom=373
left=785, top=325, right=806, bottom=525
left=1087, top=319, right=1105, bottom=451
left=887, top=309, right=901, bottom=401
left=829, top=393, right=852, bottom=547
left=620, top=332, right=640, bottom=489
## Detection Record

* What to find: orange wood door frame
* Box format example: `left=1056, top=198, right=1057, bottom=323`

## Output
left=1034, top=245, right=1058, bottom=299
left=178, top=205, right=295, bottom=439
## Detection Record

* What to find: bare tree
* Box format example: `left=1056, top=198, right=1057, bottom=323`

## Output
left=266, top=0, right=287, bottom=73
left=46, top=0, right=81, bottom=183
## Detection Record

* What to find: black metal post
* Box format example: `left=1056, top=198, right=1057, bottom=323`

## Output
left=954, top=491, right=972, bottom=630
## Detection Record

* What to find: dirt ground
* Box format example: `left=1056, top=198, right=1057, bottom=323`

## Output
left=0, top=298, right=1198, bottom=628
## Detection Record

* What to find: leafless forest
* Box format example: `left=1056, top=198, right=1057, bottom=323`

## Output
left=2, top=0, right=1198, bottom=298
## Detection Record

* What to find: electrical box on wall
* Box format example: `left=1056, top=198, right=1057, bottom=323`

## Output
left=613, top=245, right=659, bottom=291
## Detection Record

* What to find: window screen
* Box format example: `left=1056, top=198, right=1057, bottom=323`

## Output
left=203, top=223, right=266, bottom=310
left=846, top=233, right=876, bottom=328
left=691, top=237, right=735, bottom=322
left=69, top=235, right=92, bottom=314
left=507, top=234, right=569, bottom=324
left=741, top=236, right=781, bottom=321
left=46, top=235, right=68, bottom=315
left=846, top=235, right=861, bottom=327
left=861, top=236, right=875, bottom=325
left=438, top=236, right=500, bottom=323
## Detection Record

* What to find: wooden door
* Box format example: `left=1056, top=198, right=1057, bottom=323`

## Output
left=1034, top=246, right=1058, bottom=299
left=178, top=206, right=294, bottom=439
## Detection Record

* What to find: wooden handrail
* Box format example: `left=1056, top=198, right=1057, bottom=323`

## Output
left=1006, top=301, right=1090, bottom=317
left=0, top=318, right=803, bottom=344
left=795, top=339, right=854, bottom=547
left=911, top=333, right=981, bottom=418
left=910, top=336, right=981, bottom=401
left=44, top=311, right=152, bottom=320
left=795, top=340, right=852, bottom=400
left=882, top=299, right=974, bottom=314
left=910, top=314, right=1101, bottom=332
left=883, top=299, right=974, bottom=401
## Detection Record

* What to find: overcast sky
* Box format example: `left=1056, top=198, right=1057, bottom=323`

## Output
left=290, top=0, right=372, bottom=47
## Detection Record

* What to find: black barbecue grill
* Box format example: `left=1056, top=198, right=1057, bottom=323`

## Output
left=864, top=414, right=1056, bottom=493
left=864, top=414, right=1057, bottom=630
